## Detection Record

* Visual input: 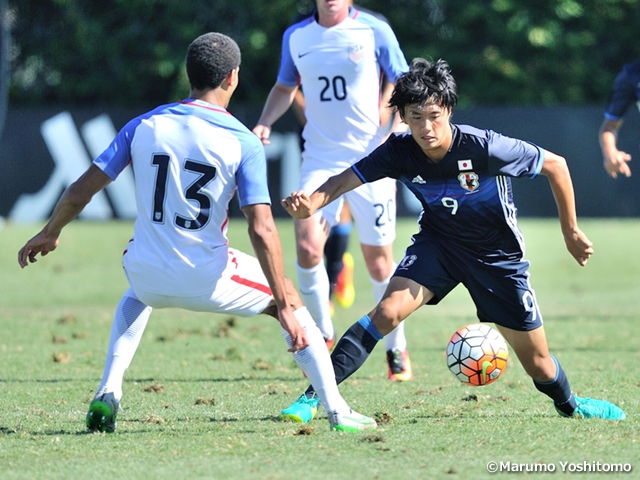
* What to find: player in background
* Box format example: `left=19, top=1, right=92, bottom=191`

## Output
left=598, top=58, right=640, bottom=178
left=253, top=0, right=413, bottom=403
left=17, top=32, right=376, bottom=433
left=289, top=2, right=396, bottom=316
left=281, top=58, right=626, bottom=422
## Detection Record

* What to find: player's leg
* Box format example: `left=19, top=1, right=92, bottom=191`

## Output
left=272, top=295, right=375, bottom=431
left=496, top=325, right=625, bottom=420
left=295, top=210, right=335, bottom=344
left=468, top=260, right=625, bottom=421
left=331, top=276, right=430, bottom=383
left=361, top=243, right=411, bottom=380
left=86, top=287, right=152, bottom=432
left=283, top=276, right=433, bottom=423
left=217, top=249, right=376, bottom=431
left=349, top=180, right=413, bottom=380
left=296, top=161, right=347, bottom=346
left=326, top=202, right=355, bottom=309
left=283, top=237, right=457, bottom=423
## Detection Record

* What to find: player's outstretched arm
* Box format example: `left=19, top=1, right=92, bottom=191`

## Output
left=539, top=150, right=594, bottom=266
left=18, top=165, right=112, bottom=268
left=281, top=167, right=363, bottom=219
left=252, top=82, right=298, bottom=145
left=599, top=118, right=632, bottom=178
left=242, top=203, right=308, bottom=352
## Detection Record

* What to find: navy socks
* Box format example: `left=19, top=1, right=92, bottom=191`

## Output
left=533, top=356, right=577, bottom=416
left=305, top=315, right=382, bottom=398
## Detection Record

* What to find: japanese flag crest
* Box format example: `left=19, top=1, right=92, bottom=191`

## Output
left=458, top=172, right=479, bottom=192
left=349, top=44, right=365, bottom=64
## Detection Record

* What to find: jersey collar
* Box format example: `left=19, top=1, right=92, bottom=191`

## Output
left=181, top=98, right=230, bottom=114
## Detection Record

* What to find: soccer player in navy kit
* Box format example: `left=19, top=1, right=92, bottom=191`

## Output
left=599, top=58, right=640, bottom=178
left=18, top=33, right=376, bottom=433
left=281, top=58, right=626, bottom=421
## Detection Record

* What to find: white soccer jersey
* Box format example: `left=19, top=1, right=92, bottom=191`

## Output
left=278, top=8, right=408, bottom=168
left=94, top=99, right=271, bottom=297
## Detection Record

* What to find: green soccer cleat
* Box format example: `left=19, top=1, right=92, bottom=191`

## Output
left=556, top=395, right=626, bottom=420
left=329, top=409, right=377, bottom=432
left=86, top=391, right=120, bottom=433
left=281, top=394, right=320, bottom=423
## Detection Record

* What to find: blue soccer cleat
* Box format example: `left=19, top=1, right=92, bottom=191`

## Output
left=556, top=395, right=626, bottom=420
left=281, top=394, right=320, bottom=423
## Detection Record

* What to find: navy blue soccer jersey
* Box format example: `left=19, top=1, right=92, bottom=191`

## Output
left=351, top=124, right=545, bottom=259
left=604, top=59, right=640, bottom=121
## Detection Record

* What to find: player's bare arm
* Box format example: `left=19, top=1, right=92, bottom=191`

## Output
left=18, top=165, right=112, bottom=268
left=242, top=203, right=309, bottom=352
left=252, top=82, right=298, bottom=145
left=281, top=167, right=363, bottom=219
left=599, top=118, right=632, bottom=178
left=539, top=150, right=594, bottom=267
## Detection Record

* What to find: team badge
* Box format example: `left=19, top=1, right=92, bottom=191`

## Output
left=349, top=44, right=365, bottom=64
left=458, top=172, right=479, bottom=192
left=398, top=254, right=417, bottom=270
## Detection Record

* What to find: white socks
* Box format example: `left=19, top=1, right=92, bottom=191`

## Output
left=281, top=307, right=349, bottom=414
left=370, top=266, right=407, bottom=352
left=96, top=288, right=152, bottom=401
left=296, top=261, right=334, bottom=340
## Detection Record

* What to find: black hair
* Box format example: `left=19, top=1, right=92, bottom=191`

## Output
left=186, top=33, right=241, bottom=91
left=389, top=58, right=458, bottom=116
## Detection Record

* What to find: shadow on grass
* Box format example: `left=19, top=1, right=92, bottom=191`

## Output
left=0, top=376, right=304, bottom=383
left=12, top=414, right=293, bottom=437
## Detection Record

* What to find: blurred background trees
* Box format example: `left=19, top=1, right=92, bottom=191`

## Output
left=5, top=0, right=640, bottom=109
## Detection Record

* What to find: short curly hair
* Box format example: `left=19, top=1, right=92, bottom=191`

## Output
left=389, top=58, right=458, bottom=116
left=186, top=33, right=241, bottom=91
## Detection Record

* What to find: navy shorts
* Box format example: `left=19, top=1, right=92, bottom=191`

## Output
left=394, top=234, right=543, bottom=331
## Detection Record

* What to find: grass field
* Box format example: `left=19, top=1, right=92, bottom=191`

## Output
left=0, top=218, right=638, bottom=479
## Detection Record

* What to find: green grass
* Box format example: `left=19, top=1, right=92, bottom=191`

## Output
left=0, top=218, right=638, bottom=479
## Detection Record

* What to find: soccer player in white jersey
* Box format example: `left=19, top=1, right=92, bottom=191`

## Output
left=253, top=0, right=413, bottom=394
left=17, top=32, right=376, bottom=433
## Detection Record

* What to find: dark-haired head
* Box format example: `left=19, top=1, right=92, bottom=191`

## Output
left=186, top=33, right=241, bottom=91
left=389, top=58, right=458, bottom=118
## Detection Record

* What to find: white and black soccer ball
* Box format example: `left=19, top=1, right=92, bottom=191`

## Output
left=446, top=323, right=509, bottom=386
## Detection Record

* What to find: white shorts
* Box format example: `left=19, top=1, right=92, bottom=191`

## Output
left=127, top=248, right=274, bottom=317
left=300, top=162, right=397, bottom=247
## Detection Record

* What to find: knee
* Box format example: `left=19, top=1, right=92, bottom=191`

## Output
left=296, top=241, right=323, bottom=266
left=362, top=246, right=394, bottom=281
left=370, top=303, right=403, bottom=335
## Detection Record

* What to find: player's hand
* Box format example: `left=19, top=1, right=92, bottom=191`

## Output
left=278, top=308, right=309, bottom=352
left=281, top=191, right=313, bottom=219
left=603, top=150, right=632, bottom=178
left=18, top=231, right=59, bottom=268
left=563, top=227, right=594, bottom=266
left=252, top=124, right=272, bottom=145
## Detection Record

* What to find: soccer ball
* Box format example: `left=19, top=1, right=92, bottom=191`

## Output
left=446, top=323, right=509, bottom=386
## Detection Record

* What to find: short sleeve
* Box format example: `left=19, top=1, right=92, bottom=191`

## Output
left=487, top=131, right=544, bottom=179
left=276, top=25, right=302, bottom=87
left=355, top=13, right=408, bottom=82
left=93, top=118, right=141, bottom=180
left=236, top=137, right=272, bottom=208
left=604, top=67, right=638, bottom=121
left=374, top=21, right=409, bottom=82
left=352, top=135, right=403, bottom=183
